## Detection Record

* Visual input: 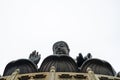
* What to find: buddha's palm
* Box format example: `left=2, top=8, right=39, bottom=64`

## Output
left=29, top=50, right=41, bottom=65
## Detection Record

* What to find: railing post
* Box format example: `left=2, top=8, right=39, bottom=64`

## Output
left=6, top=69, right=20, bottom=80
left=49, top=66, right=56, bottom=80
left=87, top=67, right=100, bottom=80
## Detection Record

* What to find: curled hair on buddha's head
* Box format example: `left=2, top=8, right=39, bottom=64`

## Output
left=52, top=41, right=70, bottom=55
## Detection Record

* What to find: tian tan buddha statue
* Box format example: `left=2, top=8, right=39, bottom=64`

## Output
left=3, top=41, right=116, bottom=77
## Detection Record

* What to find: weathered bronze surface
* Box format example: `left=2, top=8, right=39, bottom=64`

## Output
left=80, top=58, right=116, bottom=76
left=39, top=41, right=78, bottom=72
left=52, top=41, right=70, bottom=55
left=29, top=50, right=41, bottom=65
left=38, top=55, right=78, bottom=72
left=3, top=59, right=37, bottom=76
left=2, top=41, right=118, bottom=79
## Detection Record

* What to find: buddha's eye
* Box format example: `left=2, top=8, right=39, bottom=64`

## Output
left=54, top=46, right=58, bottom=49
left=60, top=43, right=65, bottom=47
left=60, top=45, right=64, bottom=47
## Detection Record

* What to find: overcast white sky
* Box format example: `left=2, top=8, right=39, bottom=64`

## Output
left=0, top=0, right=120, bottom=75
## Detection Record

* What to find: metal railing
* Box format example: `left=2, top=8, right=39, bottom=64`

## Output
left=0, top=67, right=120, bottom=80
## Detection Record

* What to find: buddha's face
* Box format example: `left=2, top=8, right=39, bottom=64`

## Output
left=53, top=41, right=69, bottom=55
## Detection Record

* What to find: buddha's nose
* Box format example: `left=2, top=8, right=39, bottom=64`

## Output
left=58, top=47, right=61, bottom=50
